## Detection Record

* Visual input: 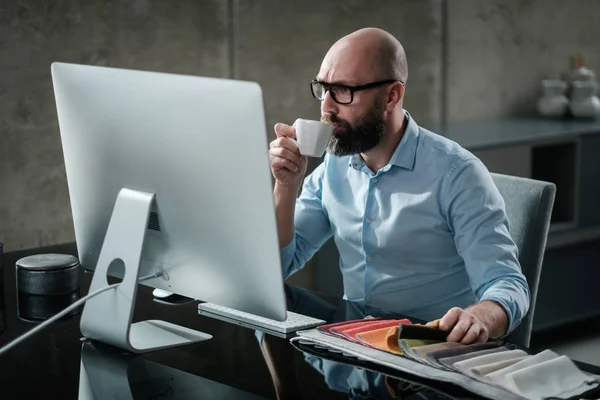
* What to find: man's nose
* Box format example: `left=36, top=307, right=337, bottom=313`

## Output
left=321, top=90, right=339, bottom=116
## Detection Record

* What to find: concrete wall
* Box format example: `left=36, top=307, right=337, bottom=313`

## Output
left=0, top=0, right=229, bottom=251
left=445, top=0, right=600, bottom=124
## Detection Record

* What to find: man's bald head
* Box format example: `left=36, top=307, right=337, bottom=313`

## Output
left=321, top=28, right=408, bottom=84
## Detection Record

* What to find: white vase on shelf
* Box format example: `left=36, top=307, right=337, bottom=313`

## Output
left=537, top=80, right=569, bottom=117
left=570, top=81, right=600, bottom=118
left=562, top=55, right=596, bottom=86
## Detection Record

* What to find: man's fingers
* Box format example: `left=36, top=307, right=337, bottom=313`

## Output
left=439, top=307, right=462, bottom=332
left=270, top=136, right=300, bottom=154
left=270, top=156, right=299, bottom=172
left=270, top=146, right=302, bottom=166
left=274, top=123, right=296, bottom=139
left=446, top=318, right=471, bottom=342
left=440, top=306, right=490, bottom=344
left=460, top=324, right=481, bottom=344
left=476, top=327, right=489, bottom=343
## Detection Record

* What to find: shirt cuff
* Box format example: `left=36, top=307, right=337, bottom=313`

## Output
left=479, top=293, right=517, bottom=338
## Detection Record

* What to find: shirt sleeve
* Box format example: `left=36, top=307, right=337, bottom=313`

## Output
left=443, top=158, right=530, bottom=336
left=280, top=160, right=334, bottom=279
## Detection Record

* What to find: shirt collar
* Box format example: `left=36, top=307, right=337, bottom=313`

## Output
left=389, top=111, right=419, bottom=170
left=348, top=110, right=420, bottom=171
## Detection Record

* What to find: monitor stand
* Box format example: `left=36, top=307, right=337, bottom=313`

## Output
left=79, top=188, right=212, bottom=353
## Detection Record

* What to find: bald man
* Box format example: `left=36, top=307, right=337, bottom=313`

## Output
left=268, top=28, right=529, bottom=344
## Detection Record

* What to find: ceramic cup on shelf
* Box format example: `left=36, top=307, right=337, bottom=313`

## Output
left=569, top=81, right=600, bottom=119
left=562, top=55, right=596, bottom=86
left=537, top=80, right=569, bottom=118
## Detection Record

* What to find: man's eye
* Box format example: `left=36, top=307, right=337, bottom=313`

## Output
left=332, top=86, right=350, bottom=94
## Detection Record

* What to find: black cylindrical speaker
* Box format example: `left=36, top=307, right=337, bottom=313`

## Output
left=16, top=254, right=81, bottom=296
left=18, top=290, right=81, bottom=322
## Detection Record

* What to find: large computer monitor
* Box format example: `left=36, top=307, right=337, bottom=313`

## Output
left=51, top=62, right=287, bottom=353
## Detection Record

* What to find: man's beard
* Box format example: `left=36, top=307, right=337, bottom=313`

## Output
left=322, top=102, right=386, bottom=157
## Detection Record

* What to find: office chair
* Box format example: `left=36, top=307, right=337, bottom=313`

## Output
left=490, top=173, right=556, bottom=348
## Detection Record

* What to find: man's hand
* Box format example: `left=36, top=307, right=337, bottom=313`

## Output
left=432, top=301, right=509, bottom=344
left=436, top=307, right=489, bottom=344
left=269, top=123, right=307, bottom=187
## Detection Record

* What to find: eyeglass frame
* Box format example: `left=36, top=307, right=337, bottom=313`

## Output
left=310, top=79, right=403, bottom=105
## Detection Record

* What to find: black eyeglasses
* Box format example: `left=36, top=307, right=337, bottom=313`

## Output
left=310, top=79, right=400, bottom=105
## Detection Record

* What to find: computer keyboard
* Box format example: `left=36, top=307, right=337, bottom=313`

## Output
left=197, top=302, right=326, bottom=336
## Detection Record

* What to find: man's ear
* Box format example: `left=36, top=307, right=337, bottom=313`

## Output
left=386, top=82, right=404, bottom=110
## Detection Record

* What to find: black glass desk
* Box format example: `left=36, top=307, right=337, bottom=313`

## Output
left=1, top=243, right=599, bottom=400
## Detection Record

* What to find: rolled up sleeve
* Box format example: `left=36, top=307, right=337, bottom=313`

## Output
left=444, top=158, right=530, bottom=335
left=280, top=161, right=333, bottom=279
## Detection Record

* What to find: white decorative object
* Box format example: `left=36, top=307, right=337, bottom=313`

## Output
left=569, top=81, right=600, bottom=118
left=562, top=55, right=596, bottom=86
left=537, top=80, right=569, bottom=117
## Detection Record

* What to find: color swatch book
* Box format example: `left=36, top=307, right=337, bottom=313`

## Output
left=291, top=319, right=600, bottom=400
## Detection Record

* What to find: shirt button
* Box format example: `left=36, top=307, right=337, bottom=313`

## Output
left=367, top=257, right=373, bottom=262
left=373, top=178, right=378, bottom=183
left=366, top=218, right=372, bottom=224
left=366, top=296, right=372, bottom=301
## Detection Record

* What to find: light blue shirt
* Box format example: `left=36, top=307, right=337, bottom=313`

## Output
left=281, top=111, right=530, bottom=335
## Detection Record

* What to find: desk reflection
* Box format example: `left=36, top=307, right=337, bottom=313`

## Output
left=78, top=340, right=268, bottom=400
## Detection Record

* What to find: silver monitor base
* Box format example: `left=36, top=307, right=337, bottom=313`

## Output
left=79, top=188, right=212, bottom=353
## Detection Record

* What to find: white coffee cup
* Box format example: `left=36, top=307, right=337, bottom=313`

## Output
left=292, top=118, right=333, bottom=158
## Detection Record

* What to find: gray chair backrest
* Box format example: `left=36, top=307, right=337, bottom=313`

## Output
left=490, top=173, right=556, bottom=348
